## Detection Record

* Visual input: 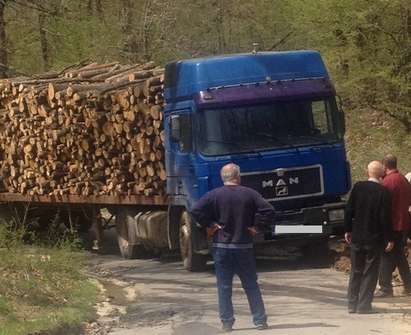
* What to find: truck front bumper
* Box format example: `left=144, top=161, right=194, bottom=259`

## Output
left=256, top=202, right=345, bottom=244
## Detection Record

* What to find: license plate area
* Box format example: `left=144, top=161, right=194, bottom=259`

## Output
left=273, top=225, right=323, bottom=235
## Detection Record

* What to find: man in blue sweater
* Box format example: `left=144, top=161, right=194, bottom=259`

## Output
left=191, top=163, right=275, bottom=332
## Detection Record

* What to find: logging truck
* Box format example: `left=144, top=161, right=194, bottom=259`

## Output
left=0, top=50, right=351, bottom=271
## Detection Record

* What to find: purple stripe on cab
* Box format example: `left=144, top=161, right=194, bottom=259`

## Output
left=194, top=78, right=335, bottom=109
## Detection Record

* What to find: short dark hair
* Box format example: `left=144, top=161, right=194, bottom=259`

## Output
left=383, top=154, right=397, bottom=169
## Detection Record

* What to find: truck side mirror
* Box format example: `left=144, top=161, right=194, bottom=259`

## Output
left=339, top=111, right=346, bottom=135
left=336, top=95, right=346, bottom=135
left=170, top=114, right=193, bottom=152
left=170, top=114, right=182, bottom=142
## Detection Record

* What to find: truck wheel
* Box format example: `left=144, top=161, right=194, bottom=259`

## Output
left=116, top=210, right=145, bottom=259
left=179, top=211, right=207, bottom=272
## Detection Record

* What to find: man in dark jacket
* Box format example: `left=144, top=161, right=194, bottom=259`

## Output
left=377, top=154, right=411, bottom=296
left=345, top=160, right=394, bottom=314
left=191, top=163, right=275, bottom=332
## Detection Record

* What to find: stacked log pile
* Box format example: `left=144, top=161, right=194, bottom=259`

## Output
left=0, top=61, right=167, bottom=196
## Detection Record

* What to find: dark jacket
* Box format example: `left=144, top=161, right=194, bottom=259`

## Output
left=190, top=185, right=275, bottom=247
left=345, top=180, right=393, bottom=245
left=383, top=170, right=411, bottom=232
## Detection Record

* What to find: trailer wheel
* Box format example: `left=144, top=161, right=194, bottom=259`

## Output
left=179, top=211, right=207, bottom=271
left=115, top=210, right=145, bottom=259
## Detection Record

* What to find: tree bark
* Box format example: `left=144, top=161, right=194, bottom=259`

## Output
left=121, top=0, right=139, bottom=62
left=38, top=12, right=50, bottom=71
left=87, top=0, right=93, bottom=15
left=214, top=0, right=226, bottom=54
left=140, top=0, right=153, bottom=62
left=88, top=0, right=103, bottom=17
left=96, top=0, right=102, bottom=16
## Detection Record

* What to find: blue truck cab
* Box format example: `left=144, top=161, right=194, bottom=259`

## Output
left=163, top=50, right=351, bottom=271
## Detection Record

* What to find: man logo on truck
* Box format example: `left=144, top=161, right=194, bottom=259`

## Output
left=262, top=177, right=299, bottom=197
left=262, top=178, right=300, bottom=188
left=276, top=185, right=289, bottom=197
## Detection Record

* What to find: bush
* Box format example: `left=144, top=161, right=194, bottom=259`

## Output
left=0, top=222, right=98, bottom=335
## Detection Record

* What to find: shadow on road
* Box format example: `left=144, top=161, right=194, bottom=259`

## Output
left=236, top=322, right=339, bottom=331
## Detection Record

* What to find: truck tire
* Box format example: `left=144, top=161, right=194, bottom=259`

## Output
left=115, top=209, right=146, bottom=259
left=179, top=211, right=207, bottom=272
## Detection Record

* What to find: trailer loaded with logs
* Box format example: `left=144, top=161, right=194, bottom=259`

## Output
left=0, top=60, right=170, bottom=259
left=0, top=51, right=351, bottom=271
left=0, top=61, right=166, bottom=197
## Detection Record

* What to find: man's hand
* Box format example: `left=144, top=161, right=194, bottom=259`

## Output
left=248, top=226, right=258, bottom=236
left=385, top=241, right=394, bottom=253
left=206, top=224, right=222, bottom=238
left=344, top=232, right=352, bottom=244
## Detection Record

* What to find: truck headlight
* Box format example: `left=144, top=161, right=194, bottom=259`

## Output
left=328, top=209, right=345, bottom=222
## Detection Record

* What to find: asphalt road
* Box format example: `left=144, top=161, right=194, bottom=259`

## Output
left=88, top=250, right=411, bottom=335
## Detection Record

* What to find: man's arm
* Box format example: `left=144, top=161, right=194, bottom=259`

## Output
left=381, top=188, right=394, bottom=245
left=407, top=180, right=411, bottom=208
left=253, top=192, right=275, bottom=230
left=190, top=192, right=215, bottom=228
left=382, top=176, right=395, bottom=196
left=344, top=184, right=356, bottom=244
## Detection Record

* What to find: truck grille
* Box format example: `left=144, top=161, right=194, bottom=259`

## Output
left=241, top=165, right=324, bottom=201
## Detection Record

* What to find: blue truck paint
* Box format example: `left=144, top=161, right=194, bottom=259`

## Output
left=164, top=51, right=329, bottom=103
left=164, top=50, right=351, bottom=240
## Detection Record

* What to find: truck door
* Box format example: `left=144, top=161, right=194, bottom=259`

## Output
left=165, top=110, right=194, bottom=199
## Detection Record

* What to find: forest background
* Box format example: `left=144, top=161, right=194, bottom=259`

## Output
left=1, top=0, right=411, bottom=181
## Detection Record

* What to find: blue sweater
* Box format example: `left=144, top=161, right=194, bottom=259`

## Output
left=190, top=185, right=275, bottom=248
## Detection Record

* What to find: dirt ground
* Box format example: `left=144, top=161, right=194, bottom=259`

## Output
left=85, top=234, right=411, bottom=335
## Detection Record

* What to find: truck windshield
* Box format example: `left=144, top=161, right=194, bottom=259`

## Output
left=197, top=97, right=342, bottom=156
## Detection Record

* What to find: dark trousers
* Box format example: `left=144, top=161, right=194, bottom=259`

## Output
left=348, top=243, right=381, bottom=311
left=213, top=247, right=267, bottom=326
left=379, top=232, right=411, bottom=293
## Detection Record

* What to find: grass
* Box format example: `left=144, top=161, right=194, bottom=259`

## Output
left=0, top=224, right=98, bottom=335
left=345, top=107, right=411, bottom=183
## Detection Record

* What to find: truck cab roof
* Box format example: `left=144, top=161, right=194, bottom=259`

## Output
left=164, top=50, right=329, bottom=103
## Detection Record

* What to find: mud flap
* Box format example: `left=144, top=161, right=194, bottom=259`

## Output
left=167, top=205, right=181, bottom=250
left=191, top=220, right=209, bottom=254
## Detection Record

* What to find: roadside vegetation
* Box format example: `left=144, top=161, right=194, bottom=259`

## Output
left=0, top=215, right=98, bottom=335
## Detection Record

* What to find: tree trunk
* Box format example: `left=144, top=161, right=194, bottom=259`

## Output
left=140, top=0, right=153, bottom=62
left=38, top=12, right=50, bottom=71
left=0, top=1, right=7, bottom=78
left=88, top=0, right=103, bottom=17
left=96, top=0, right=103, bottom=16
left=121, top=0, right=139, bottom=62
left=215, top=0, right=226, bottom=54
left=87, top=0, right=93, bottom=14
